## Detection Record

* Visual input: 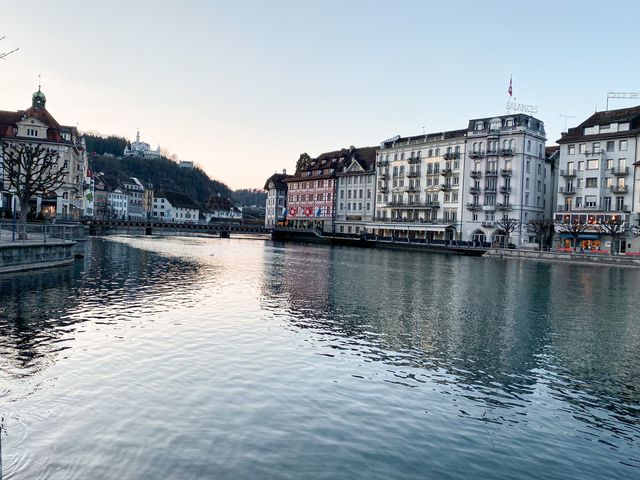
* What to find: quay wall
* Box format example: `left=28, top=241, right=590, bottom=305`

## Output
left=484, top=249, right=640, bottom=267
left=0, top=241, right=76, bottom=274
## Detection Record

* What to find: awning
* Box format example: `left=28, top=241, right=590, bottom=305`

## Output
left=559, top=233, right=600, bottom=240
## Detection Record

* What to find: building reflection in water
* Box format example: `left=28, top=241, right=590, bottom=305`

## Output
left=260, top=242, right=640, bottom=441
left=0, top=238, right=206, bottom=380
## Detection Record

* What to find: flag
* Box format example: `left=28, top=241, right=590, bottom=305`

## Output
left=304, top=206, right=313, bottom=217
left=315, top=207, right=322, bottom=217
left=508, top=76, right=512, bottom=97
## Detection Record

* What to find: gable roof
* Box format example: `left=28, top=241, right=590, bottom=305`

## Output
left=263, top=172, right=292, bottom=190
left=557, top=105, right=640, bottom=143
left=288, top=145, right=377, bottom=181
left=155, top=190, right=200, bottom=210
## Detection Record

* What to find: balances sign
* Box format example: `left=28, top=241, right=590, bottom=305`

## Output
left=506, top=102, right=538, bottom=114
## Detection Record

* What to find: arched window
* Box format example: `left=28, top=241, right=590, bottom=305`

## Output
left=394, top=153, right=398, bottom=161
left=435, top=148, right=440, bottom=156
left=428, top=149, right=433, bottom=157
left=454, top=146, right=460, bottom=153
left=527, top=140, right=531, bottom=152
left=510, top=139, right=515, bottom=149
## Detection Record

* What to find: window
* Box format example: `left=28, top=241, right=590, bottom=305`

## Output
left=586, top=178, right=597, bottom=188
left=578, top=161, right=584, bottom=171
left=587, top=159, right=599, bottom=170
left=592, top=142, right=600, bottom=153
left=585, top=195, right=597, bottom=208
left=606, top=141, right=615, bottom=152
left=525, top=178, right=530, bottom=189
left=619, top=123, right=630, bottom=131
left=579, top=144, right=586, bottom=154
left=604, top=177, right=612, bottom=188
left=526, top=160, right=530, bottom=172
left=527, top=140, right=531, bottom=152
left=619, top=140, right=628, bottom=151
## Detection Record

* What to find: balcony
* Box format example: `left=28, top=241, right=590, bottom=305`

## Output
left=407, top=170, right=420, bottom=178
left=469, top=187, right=481, bottom=194
left=482, top=204, right=496, bottom=211
left=497, top=203, right=512, bottom=211
left=466, top=203, right=482, bottom=211
left=610, top=185, right=629, bottom=194
left=500, top=148, right=514, bottom=156
left=470, top=170, right=482, bottom=178
left=485, top=170, right=498, bottom=177
left=611, top=167, right=629, bottom=176
left=486, top=149, right=499, bottom=156
left=441, top=168, right=453, bottom=177
left=425, top=184, right=441, bottom=192
left=440, top=184, right=452, bottom=192
left=425, top=201, right=441, bottom=208
left=481, top=221, right=496, bottom=228
left=484, top=186, right=497, bottom=193
left=560, top=169, right=576, bottom=178
left=378, top=186, right=389, bottom=194
left=499, top=186, right=512, bottom=194
left=388, top=201, right=406, bottom=207
left=378, top=173, right=389, bottom=180
left=500, top=169, right=512, bottom=177
left=443, top=152, right=460, bottom=160
left=559, top=187, right=576, bottom=195
left=405, top=185, right=420, bottom=193
left=407, top=156, right=421, bottom=164
left=469, top=151, right=485, bottom=159
left=377, top=159, right=389, bottom=167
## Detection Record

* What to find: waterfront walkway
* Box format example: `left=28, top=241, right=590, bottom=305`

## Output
left=485, top=248, right=640, bottom=267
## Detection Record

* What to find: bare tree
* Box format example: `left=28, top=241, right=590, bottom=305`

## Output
left=555, top=220, right=590, bottom=251
left=1, top=142, right=66, bottom=239
left=495, top=217, right=520, bottom=248
left=525, top=218, right=553, bottom=251
left=597, top=217, right=627, bottom=255
left=0, top=36, right=18, bottom=60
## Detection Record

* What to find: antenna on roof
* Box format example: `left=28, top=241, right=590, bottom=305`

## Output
left=606, top=92, right=640, bottom=110
left=559, top=114, right=575, bottom=132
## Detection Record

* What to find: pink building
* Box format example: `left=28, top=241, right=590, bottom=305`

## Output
left=285, top=147, right=371, bottom=232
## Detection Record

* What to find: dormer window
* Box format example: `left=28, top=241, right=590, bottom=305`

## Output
left=619, top=123, right=630, bottom=131
left=26, top=128, right=38, bottom=137
left=475, top=121, right=484, bottom=131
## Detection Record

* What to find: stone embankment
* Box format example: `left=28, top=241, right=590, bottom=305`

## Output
left=0, top=240, right=76, bottom=273
left=484, top=249, right=640, bottom=267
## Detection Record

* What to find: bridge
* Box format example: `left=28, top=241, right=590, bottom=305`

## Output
left=85, top=219, right=269, bottom=237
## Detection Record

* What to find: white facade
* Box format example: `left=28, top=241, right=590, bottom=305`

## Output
left=462, top=115, right=549, bottom=246
left=335, top=158, right=376, bottom=234
left=370, top=131, right=466, bottom=241
left=555, top=106, right=640, bottom=252
left=152, top=193, right=199, bottom=223
left=123, top=177, right=145, bottom=219
left=107, top=188, right=128, bottom=219
left=264, top=172, right=289, bottom=228
left=123, top=130, right=161, bottom=158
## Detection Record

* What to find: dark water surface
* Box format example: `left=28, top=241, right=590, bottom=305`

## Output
left=1, top=236, right=639, bottom=479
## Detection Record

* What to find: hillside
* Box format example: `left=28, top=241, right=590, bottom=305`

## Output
left=89, top=155, right=233, bottom=205
left=84, top=133, right=233, bottom=205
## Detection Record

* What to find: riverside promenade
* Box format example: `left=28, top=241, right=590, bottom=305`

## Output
left=0, top=224, right=81, bottom=274
left=484, top=248, right=640, bottom=267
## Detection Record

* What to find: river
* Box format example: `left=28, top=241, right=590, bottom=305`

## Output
left=1, top=236, right=639, bottom=479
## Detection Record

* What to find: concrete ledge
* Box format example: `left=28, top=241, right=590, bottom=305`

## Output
left=0, top=241, right=76, bottom=274
left=484, top=249, right=640, bottom=268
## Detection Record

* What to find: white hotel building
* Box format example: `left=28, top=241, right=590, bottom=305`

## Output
left=369, top=114, right=551, bottom=246
left=462, top=114, right=550, bottom=246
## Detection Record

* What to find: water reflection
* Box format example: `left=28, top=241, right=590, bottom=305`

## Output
left=260, top=243, right=640, bottom=448
left=0, top=239, right=207, bottom=383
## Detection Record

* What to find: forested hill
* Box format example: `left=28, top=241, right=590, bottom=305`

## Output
left=89, top=155, right=233, bottom=204
left=84, top=133, right=233, bottom=204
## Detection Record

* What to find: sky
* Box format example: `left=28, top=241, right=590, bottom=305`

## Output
left=2, top=0, right=640, bottom=189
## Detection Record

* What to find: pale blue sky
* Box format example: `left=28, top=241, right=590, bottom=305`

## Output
left=2, top=1, right=639, bottom=188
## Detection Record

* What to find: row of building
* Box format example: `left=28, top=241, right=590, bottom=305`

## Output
left=265, top=107, right=640, bottom=252
left=0, top=89, right=240, bottom=224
